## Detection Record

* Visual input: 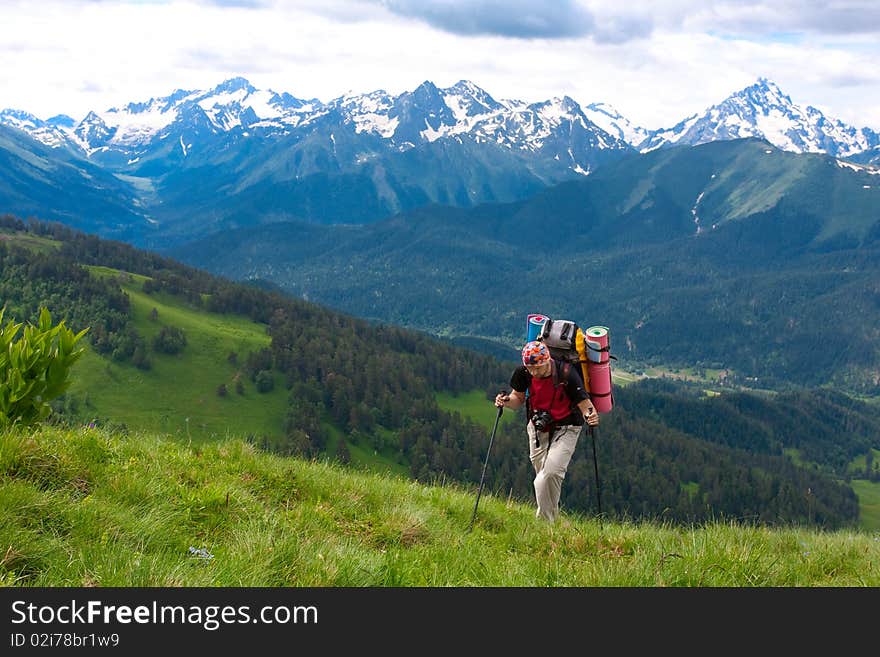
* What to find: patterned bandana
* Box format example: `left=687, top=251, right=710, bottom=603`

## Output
left=521, top=340, right=550, bottom=366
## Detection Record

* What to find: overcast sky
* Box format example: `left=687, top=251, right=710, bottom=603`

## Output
left=3, top=0, right=880, bottom=130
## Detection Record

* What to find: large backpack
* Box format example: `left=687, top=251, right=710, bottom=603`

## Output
left=536, top=316, right=615, bottom=413
left=538, top=318, right=590, bottom=387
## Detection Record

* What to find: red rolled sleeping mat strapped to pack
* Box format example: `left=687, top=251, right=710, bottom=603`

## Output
left=584, top=326, right=614, bottom=413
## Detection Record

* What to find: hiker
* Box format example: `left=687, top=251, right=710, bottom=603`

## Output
left=494, top=340, right=599, bottom=522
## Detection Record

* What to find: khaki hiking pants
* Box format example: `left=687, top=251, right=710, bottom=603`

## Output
left=527, top=422, right=581, bottom=522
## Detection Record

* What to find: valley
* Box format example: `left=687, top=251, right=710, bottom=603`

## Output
left=2, top=71, right=879, bottom=531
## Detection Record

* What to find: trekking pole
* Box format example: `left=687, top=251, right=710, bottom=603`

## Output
left=589, top=425, right=603, bottom=519
left=468, top=402, right=504, bottom=532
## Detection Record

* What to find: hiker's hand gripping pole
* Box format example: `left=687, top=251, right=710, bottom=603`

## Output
left=468, top=394, right=506, bottom=532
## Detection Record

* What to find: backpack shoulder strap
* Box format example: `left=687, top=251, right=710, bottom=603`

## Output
left=551, top=359, right=571, bottom=388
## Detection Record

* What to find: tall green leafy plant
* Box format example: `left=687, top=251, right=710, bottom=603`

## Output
left=0, top=307, right=89, bottom=429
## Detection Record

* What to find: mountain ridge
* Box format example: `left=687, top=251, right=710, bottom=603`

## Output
left=3, top=76, right=877, bottom=164
left=1, top=76, right=878, bottom=247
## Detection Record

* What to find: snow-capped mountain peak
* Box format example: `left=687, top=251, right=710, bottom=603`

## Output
left=46, top=114, right=76, bottom=129
left=29, top=77, right=326, bottom=156
left=445, top=80, right=504, bottom=118
left=638, top=77, right=880, bottom=158
left=334, top=80, right=508, bottom=145
left=746, top=77, right=792, bottom=106
left=211, top=76, right=254, bottom=95
left=584, top=102, right=650, bottom=147
left=71, top=111, right=115, bottom=153
left=0, top=108, right=43, bottom=131
left=0, top=108, right=72, bottom=149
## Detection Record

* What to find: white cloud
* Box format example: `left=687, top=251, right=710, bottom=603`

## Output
left=376, top=0, right=597, bottom=38
left=1, top=0, right=878, bottom=130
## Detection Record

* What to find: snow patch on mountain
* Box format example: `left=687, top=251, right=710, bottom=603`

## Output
left=100, top=101, right=178, bottom=145
left=836, top=159, right=880, bottom=175
left=584, top=102, right=650, bottom=147
left=334, top=90, right=398, bottom=137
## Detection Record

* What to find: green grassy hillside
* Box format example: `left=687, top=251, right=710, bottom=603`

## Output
left=1, top=225, right=469, bottom=479
left=2, top=425, right=877, bottom=587
left=66, top=267, right=289, bottom=444
left=62, top=266, right=413, bottom=479
left=852, top=480, right=880, bottom=530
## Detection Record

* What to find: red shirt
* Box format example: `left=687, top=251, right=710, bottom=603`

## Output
left=528, top=372, right=576, bottom=421
left=511, top=360, right=588, bottom=425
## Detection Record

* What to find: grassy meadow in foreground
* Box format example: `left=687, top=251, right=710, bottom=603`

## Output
left=1, top=425, right=878, bottom=587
